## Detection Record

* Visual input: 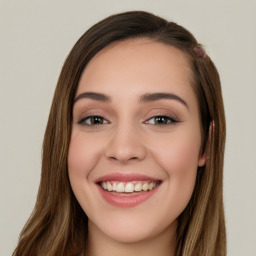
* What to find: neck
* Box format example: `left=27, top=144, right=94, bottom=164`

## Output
left=85, top=220, right=177, bottom=256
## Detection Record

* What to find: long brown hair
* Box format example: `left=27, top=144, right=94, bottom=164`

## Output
left=13, top=11, right=226, bottom=256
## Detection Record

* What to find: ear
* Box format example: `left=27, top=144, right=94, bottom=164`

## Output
left=198, top=152, right=207, bottom=167
left=198, top=121, right=214, bottom=167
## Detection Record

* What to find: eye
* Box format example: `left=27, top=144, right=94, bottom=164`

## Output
left=78, top=115, right=108, bottom=125
left=145, top=116, right=177, bottom=126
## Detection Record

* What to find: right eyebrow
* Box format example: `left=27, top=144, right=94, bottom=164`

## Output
left=74, top=92, right=111, bottom=103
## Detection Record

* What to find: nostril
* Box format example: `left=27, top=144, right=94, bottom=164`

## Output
left=108, top=156, right=139, bottom=162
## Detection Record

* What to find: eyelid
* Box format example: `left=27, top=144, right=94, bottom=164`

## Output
left=143, top=108, right=178, bottom=121
left=75, top=107, right=111, bottom=124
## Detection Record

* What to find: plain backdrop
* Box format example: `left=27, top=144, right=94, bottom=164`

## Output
left=1, top=0, right=255, bottom=255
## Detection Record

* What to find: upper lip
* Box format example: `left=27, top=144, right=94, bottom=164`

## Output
left=95, top=173, right=160, bottom=183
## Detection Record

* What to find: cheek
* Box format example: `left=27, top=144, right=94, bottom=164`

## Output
left=149, top=129, right=201, bottom=207
left=151, top=129, right=201, bottom=174
left=68, top=132, right=105, bottom=213
left=68, top=132, right=102, bottom=177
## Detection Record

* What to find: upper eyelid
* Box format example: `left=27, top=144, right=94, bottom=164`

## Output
left=75, top=108, right=110, bottom=120
left=143, top=110, right=178, bottom=120
left=147, top=115, right=177, bottom=120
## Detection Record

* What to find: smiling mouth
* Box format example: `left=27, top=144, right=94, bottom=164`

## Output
left=96, top=174, right=162, bottom=207
left=99, top=181, right=161, bottom=193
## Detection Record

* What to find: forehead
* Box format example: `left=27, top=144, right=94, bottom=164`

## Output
left=77, top=38, right=195, bottom=104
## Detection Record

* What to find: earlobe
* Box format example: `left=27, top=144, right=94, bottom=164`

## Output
left=198, top=121, right=214, bottom=167
left=198, top=153, right=206, bottom=167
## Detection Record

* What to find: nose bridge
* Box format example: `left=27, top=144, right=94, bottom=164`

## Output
left=105, top=117, right=146, bottom=162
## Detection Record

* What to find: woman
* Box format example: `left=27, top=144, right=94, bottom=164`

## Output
left=13, top=11, right=226, bottom=256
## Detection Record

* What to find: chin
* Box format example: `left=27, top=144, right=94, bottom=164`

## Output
left=88, top=208, right=178, bottom=244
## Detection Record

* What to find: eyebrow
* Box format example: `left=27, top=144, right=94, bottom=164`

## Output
left=139, top=92, right=188, bottom=108
left=74, top=92, right=111, bottom=103
left=74, top=91, right=188, bottom=108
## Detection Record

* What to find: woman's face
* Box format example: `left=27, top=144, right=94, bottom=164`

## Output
left=68, top=39, right=206, bottom=243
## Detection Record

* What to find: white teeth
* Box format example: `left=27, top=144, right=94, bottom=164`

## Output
left=116, top=182, right=125, bottom=192
left=142, top=183, right=149, bottom=191
left=124, top=183, right=134, bottom=192
left=107, top=182, right=112, bottom=191
left=134, top=183, right=142, bottom=191
left=100, top=181, right=158, bottom=193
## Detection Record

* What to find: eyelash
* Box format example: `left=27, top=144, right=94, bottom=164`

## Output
left=145, top=115, right=178, bottom=126
left=78, top=115, right=178, bottom=127
left=78, top=116, right=109, bottom=126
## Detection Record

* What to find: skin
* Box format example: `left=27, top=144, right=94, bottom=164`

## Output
left=68, top=39, right=206, bottom=256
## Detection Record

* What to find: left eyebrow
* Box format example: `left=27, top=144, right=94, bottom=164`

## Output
left=139, top=92, right=188, bottom=109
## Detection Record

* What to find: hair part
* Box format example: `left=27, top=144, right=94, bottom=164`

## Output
left=13, top=11, right=226, bottom=256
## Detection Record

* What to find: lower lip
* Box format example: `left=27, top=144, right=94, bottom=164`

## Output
left=97, top=184, right=160, bottom=207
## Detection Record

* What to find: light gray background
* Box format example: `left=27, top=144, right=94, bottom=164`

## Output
left=1, top=0, right=255, bottom=255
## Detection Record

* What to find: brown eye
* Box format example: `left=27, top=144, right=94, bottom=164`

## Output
left=154, top=116, right=170, bottom=125
left=79, top=116, right=108, bottom=125
left=146, top=116, right=177, bottom=126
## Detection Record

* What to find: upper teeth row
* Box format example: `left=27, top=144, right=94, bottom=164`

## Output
left=100, top=181, right=157, bottom=193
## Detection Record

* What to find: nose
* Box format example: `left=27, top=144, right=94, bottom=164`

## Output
left=105, top=124, right=147, bottom=163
